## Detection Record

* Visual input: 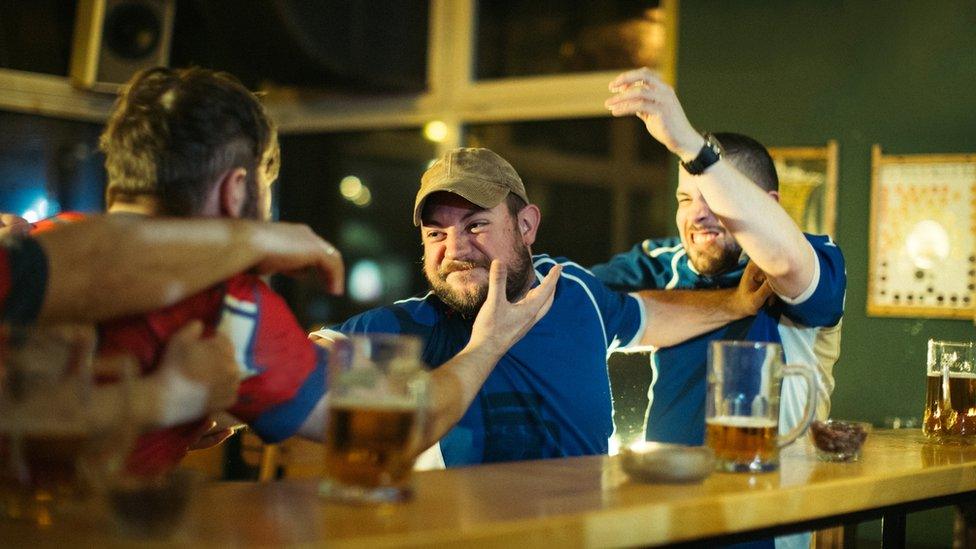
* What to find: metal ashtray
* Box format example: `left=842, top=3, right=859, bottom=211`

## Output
left=619, top=441, right=715, bottom=483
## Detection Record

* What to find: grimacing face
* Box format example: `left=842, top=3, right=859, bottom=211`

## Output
left=675, top=170, right=743, bottom=276
left=420, top=193, right=534, bottom=317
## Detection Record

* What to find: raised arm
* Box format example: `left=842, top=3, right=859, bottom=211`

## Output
left=34, top=215, right=343, bottom=322
left=636, top=261, right=771, bottom=348
left=605, top=68, right=816, bottom=298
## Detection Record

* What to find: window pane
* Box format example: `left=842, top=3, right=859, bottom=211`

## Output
left=275, top=129, right=436, bottom=329
left=0, top=111, right=105, bottom=219
left=0, top=1, right=77, bottom=76
left=466, top=117, right=672, bottom=266
left=172, top=0, right=428, bottom=93
left=476, top=0, right=668, bottom=80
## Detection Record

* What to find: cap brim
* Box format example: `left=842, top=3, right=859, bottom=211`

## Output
left=413, top=182, right=511, bottom=226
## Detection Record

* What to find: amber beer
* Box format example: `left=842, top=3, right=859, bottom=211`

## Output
left=923, top=372, right=976, bottom=442
left=0, top=427, right=91, bottom=521
left=705, top=416, right=777, bottom=470
left=323, top=399, right=418, bottom=492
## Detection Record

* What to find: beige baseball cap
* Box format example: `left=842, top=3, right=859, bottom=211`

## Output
left=413, top=147, right=529, bottom=226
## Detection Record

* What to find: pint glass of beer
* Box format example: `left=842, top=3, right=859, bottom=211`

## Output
left=320, top=334, right=428, bottom=503
left=923, top=339, right=976, bottom=443
left=0, top=325, right=126, bottom=524
left=706, top=341, right=818, bottom=473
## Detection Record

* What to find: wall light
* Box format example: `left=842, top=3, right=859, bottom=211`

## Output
left=423, top=120, right=449, bottom=143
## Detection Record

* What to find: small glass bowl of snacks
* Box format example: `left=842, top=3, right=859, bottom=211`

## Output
left=810, top=420, right=871, bottom=462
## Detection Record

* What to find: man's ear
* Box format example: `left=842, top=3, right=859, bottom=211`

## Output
left=218, top=168, right=249, bottom=218
left=767, top=189, right=781, bottom=203
left=517, top=204, right=541, bottom=246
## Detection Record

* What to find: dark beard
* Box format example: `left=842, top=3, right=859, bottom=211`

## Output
left=687, top=243, right=742, bottom=276
left=425, top=242, right=534, bottom=318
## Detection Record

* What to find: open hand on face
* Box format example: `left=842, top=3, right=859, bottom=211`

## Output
left=469, top=260, right=561, bottom=353
left=605, top=67, right=704, bottom=161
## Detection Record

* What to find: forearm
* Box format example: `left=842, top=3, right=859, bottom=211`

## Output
left=695, top=161, right=815, bottom=297
left=637, top=288, right=748, bottom=348
left=37, top=216, right=260, bottom=322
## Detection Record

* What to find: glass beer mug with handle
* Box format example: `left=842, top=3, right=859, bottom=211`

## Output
left=0, top=325, right=132, bottom=524
left=320, top=333, right=428, bottom=503
left=923, top=339, right=976, bottom=444
left=706, top=341, right=819, bottom=473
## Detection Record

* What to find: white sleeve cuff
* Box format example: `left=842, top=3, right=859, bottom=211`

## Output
left=778, top=245, right=820, bottom=305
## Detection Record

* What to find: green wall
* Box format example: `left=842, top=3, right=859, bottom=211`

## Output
left=675, top=0, right=976, bottom=427
left=674, top=2, right=976, bottom=545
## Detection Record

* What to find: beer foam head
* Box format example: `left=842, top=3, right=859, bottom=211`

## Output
left=328, top=395, right=418, bottom=411
left=927, top=371, right=976, bottom=379
left=706, top=416, right=777, bottom=429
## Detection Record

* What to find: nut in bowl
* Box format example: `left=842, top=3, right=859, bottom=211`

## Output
left=810, top=420, right=871, bottom=462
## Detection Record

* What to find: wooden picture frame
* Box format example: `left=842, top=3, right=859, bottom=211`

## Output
left=867, top=145, right=976, bottom=319
left=768, top=140, right=838, bottom=238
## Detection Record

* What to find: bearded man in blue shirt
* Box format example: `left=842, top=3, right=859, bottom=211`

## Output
left=314, top=146, right=772, bottom=468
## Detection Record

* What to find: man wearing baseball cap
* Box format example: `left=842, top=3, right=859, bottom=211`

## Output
left=316, top=147, right=771, bottom=467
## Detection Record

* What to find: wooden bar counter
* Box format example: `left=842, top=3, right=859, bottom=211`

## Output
left=5, top=429, right=976, bottom=547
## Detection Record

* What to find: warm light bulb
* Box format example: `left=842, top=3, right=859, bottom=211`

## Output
left=339, top=176, right=363, bottom=199
left=423, top=120, right=449, bottom=143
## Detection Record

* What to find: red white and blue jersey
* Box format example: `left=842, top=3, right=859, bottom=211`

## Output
left=30, top=213, right=327, bottom=475
left=0, top=237, right=48, bottom=324
left=99, top=274, right=328, bottom=476
left=591, top=234, right=846, bottom=445
left=331, top=255, right=645, bottom=467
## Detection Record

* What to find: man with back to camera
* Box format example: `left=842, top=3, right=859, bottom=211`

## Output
left=0, top=212, right=352, bottom=430
left=313, top=146, right=773, bottom=468
left=91, top=66, right=559, bottom=475
left=596, top=68, right=846, bottom=549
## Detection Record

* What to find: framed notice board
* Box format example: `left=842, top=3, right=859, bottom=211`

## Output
left=867, top=145, right=976, bottom=319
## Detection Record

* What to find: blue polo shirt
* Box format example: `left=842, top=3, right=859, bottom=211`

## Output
left=331, top=254, right=645, bottom=466
left=591, top=234, right=845, bottom=445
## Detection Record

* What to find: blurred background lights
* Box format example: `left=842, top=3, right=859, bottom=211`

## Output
left=423, top=120, right=449, bottom=143
left=339, top=175, right=372, bottom=207
left=21, top=196, right=53, bottom=223
left=339, top=175, right=362, bottom=199
left=348, top=259, right=383, bottom=302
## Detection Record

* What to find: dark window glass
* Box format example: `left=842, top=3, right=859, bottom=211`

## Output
left=477, top=0, right=666, bottom=80
left=275, top=129, right=435, bottom=329
left=0, top=1, right=77, bottom=75
left=0, top=111, right=105, bottom=218
left=172, top=0, right=428, bottom=93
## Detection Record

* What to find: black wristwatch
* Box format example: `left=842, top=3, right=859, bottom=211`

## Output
left=680, top=133, right=722, bottom=175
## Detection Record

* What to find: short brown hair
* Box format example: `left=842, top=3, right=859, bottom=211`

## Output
left=100, top=67, right=279, bottom=216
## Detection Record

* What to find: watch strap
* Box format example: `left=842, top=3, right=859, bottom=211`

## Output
left=680, top=133, right=722, bottom=175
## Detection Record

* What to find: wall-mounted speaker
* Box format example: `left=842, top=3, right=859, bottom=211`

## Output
left=70, top=0, right=174, bottom=93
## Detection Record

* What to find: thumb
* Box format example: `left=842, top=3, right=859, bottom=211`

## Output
left=171, top=320, right=205, bottom=344
left=485, top=260, right=507, bottom=303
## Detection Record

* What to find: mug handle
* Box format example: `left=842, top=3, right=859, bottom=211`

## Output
left=776, top=363, right=819, bottom=448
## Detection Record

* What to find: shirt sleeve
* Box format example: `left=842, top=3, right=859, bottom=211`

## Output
left=590, top=238, right=680, bottom=292
left=774, top=234, right=846, bottom=328
left=222, top=276, right=328, bottom=443
left=0, top=237, right=48, bottom=324
left=566, top=262, right=645, bottom=350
